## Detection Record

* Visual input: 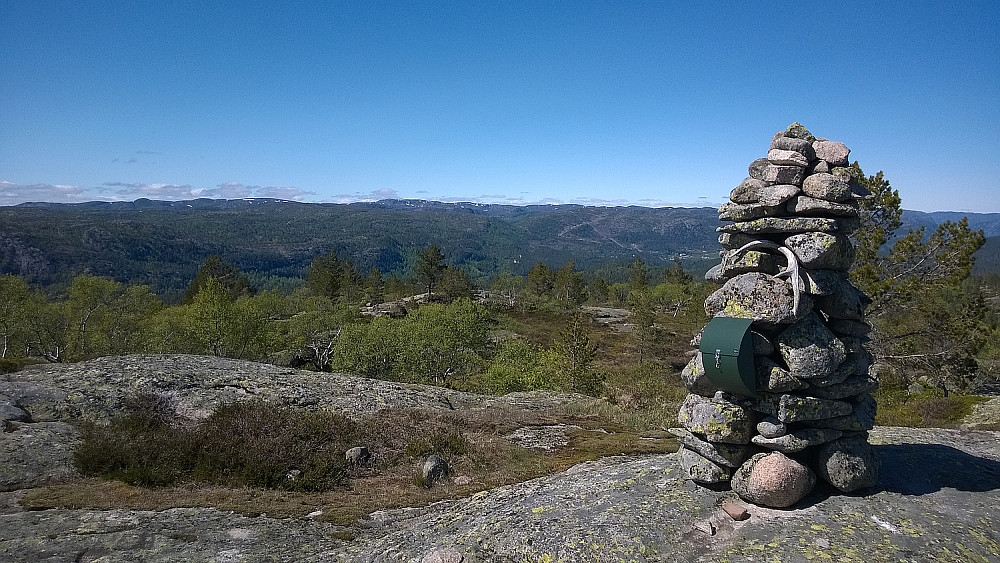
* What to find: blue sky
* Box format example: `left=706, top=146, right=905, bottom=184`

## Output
left=2, top=1, right=998, bottom=212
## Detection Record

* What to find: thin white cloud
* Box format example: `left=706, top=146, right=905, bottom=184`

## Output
left=211, top=181, right=253, bottom=199
left=0, top=181, right=93, bottom=205
left=256, top=186, right=310, bottom=200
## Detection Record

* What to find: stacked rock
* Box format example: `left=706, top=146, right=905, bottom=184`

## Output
left=670, top=123, right=880, bottom=509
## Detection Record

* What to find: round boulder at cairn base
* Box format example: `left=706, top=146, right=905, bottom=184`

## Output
left=731, top=451, right=816, bottom=508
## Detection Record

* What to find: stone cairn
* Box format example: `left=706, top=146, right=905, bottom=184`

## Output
left=669, top=123, right=880, bottom=509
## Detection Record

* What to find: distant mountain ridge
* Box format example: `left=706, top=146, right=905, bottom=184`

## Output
left=3, top=199, right=998, bottom=297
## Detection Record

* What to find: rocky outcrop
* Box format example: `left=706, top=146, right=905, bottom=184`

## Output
left=1, top=426, right=998, bottom=561
left=0, top=354, right=584, bottom=424
left=677, top=124, right=879, bottom=507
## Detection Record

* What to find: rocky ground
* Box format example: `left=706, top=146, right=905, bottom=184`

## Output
left=3, top=355, right=1000, bottom=562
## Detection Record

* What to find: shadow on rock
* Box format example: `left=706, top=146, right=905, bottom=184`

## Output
left=875, top=443, right=1000, bottom=495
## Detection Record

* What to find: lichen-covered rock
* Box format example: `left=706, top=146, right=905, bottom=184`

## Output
left=756, top=357, right=808, bottom=393
left=718, top=248, right=782, bottom=278
left=778, top=122, right=817, bottom=142
left=0, top=355, right=585, bottom=424
left=806, top=357, right=858, bottom=388
left=787, top=196, right=859, bottom=217
left=669, top=427, right=752, bottom=468
left=0, top=421, right=81, bottom=491
left=751, top=427, right=843, bottom=453
left=806, top=394, right=877, bottom=432
left=680, top=352, right=716, bottom=397
left=717, top=216, right=842, bottom=235
left=748, top=157, right=769, bottom=180
left=805, top=374, right=878, bottom=400
left=704, top=273, right=812, bottom=328
left=718, top=201, right=783, bottom=222
left=814, top=433, right=880, bottom=492
left=677, top=393, right=756, bottom=444
left=777, top=313, right=847, bottom=379
left=731, top=451, right=816, bottom=508
left=784, top=232, right=855, bottom=271
left=679, top=446, right=732, bottom=484
left=802, top=173, right=852, bottom=203
left=777, top=394, right=854, bottom=423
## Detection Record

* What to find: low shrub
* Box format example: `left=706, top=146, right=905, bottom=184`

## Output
left=75, top=399, right=359, bottom=491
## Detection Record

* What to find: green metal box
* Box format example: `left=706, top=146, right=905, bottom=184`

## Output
left=699, top=317, right=757, bottom=397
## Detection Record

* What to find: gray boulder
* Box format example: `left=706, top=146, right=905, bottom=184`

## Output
left=806, top=374, right=879, bottom=400
left=814, top=434, right=880, bottom=492
left=807, top=160, right=830, bottom=174
left=777, top=122, right=817, bottom=142
left=802, top=173, right=852, bottom=203
left=731, top=451, right=816, bottom=508
left=730, top=177, right=766, bottom=203
left=680, top=352, right=716, bottom=397
left=345, top=446, right=372, bottom=466
left=777, top=313, right=847, bottom=379
left=717, top=216, right=841, bottom=235
left=777, top=394, right=854, bottom=423
left=677, top=393, right=756, bottom=445
left=679, top=446, right=732, bottom=484
left=1, top=421, right=81, bottom=491
left=756, top=416, right=787, bottom=439
left=800, top=269, right=843, bottom=296
left=757, top=184, right=802, bottom=206
left=422, top=455, right=449, bottom=486
left=787, top=196, right=859, bottom=217
left=784, top=232, right=855, bottom=271
left=762, top=164, right=805, bottom=186
left=813, top=140, right=850, bottom=167
left=806, top=394, right=877, bottom=432
left=748, top=157, right=769, bottom=180
left=770, top=136, right=816, bottom=160
left=704, top=273, right=812, bottom=329
left=718, top=248, right=782, bottom=278
left=718, top=201, right=783, bottom=222
left=767, top=149, right=809, bottom=167
left=756, top=357, right=808, bottom=393
left=1, top=398, right=30, bottom=423
left=751, top=428, right=843, bottom=453
left=669, top=428, right=752, bottom=468
left=718, top=232, right=766, bottom=250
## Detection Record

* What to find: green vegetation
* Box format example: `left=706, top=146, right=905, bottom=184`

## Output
left=5, top=181, right=1000, bottom=525
left=851, top=164, right=993, bottom=392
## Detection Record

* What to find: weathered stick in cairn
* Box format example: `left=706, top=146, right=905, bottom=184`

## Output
left=670, top=123, right=880, bottom=508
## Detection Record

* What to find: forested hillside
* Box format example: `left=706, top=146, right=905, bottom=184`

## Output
left=4, top=198, right=999, bottom=302
left=0, top=199, right=720, bottom=300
